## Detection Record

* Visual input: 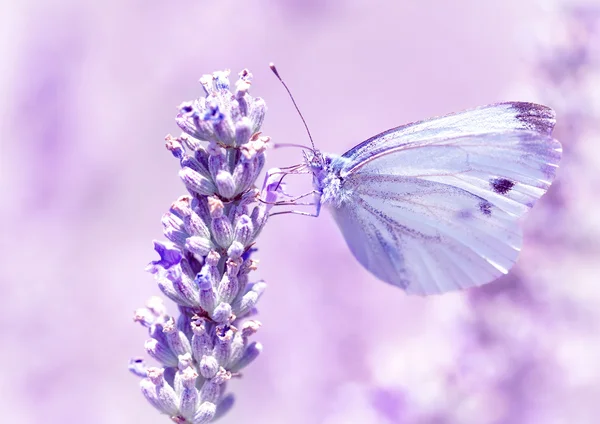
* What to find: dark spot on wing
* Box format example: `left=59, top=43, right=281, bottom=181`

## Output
left=479, top=200, right=492, bottom=216
left=511, top=102, right=556, bottom=135
left=490, top=178, right=515, bottom=195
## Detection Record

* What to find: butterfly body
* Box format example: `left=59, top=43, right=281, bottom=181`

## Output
left=304, top=102, right=562, bottom=295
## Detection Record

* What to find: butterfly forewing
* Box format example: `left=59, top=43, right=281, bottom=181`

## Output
left=328, top=102, right=561, bottom=295
left=341, top=102, right=556, bottom=167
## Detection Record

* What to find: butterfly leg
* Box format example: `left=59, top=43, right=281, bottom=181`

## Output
left=269, top=192, right=322, bottom=218
left=269, top=209, right=320, bottom=218
left=272, top=190, right=319, bottom=205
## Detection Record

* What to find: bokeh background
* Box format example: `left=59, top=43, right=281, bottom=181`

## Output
left=1, top=0, right=599, bottom=423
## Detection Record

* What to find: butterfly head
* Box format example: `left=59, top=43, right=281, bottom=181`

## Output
left=303, top=149, right=333, bottom=188
left=303, top=149, right=327, bottom=171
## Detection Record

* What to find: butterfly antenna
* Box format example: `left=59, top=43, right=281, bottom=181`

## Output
left=273, top=142, right=313, bottom=150
left=269, top=63, right=316, bottom=151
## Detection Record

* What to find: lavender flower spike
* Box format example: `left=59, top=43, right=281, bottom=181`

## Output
left=131, top=69, right=274, bottom=423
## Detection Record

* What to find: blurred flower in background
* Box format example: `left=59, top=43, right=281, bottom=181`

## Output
left=1, top=1, right=599, bottom=423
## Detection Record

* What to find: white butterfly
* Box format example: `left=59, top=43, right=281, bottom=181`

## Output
left=295, top=102, right=561, bottom=295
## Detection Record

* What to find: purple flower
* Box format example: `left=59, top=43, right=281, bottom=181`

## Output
left=132, top=69, right=273, bottom=423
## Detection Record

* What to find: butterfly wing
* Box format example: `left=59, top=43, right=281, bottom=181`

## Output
left=329, top=102, right=561, bottom=295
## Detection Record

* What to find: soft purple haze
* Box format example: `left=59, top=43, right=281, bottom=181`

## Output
left=1, top=1, right=599, bottom=423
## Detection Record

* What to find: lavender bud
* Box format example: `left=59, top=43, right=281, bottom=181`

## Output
left=178, top=352, right=194, bottom=370
left=229, top=99, right=242, bottom=124
left=227, top=200, right=242, bottom=223
left=241, top=320, right=262, bottom=339
left=181, top=154, right=211, bottom=179
left=142, top=367, right=179, bottom=416
left=233, top=215, right=254, bottom=247
left=212, top=70, right=230, bottom=91
left=179, top=134, right=200, bottom=152
left=196, top=270, right=216, bottom=314
left=173, top=353, right=194, bottom=395
left=235, top=70, right=252, bottom=115
left=217, top=274, right=239, bottom=305
left=179, top=167, right=216, bottom=197
left=179, top=259, right=195, bottom=282
left=238, top=273, right=249, bottom=288
left=250, top=203, right=268, bottom=238
left=165, top=134, right=184, bottom=159
left=226, top=241, right=244, bottom=260
left=149, top=321, right=170, bottom=347
left=170, top=195, right=192, bottom=218
left=240, top=187, right=259, bottom=207
left=235, top=117, right=253, bottom=146
left=199, top=355, right=219, bottom=379
left=133, top=308, right=157, bottom=328
left=161, top=212, right=188, bottom=247
left=237, top=94, right=250, bottom=118
left=179, top=367, right=200, bottom=420
left=250, top=152, right=266, bottom=184
left=171, top=197, right=211, bottom=240
left=206, top=250, right=221, bottom=266
left=214, top=115, right=236, bottom=147
left=215, top=170, right=236, bottom=199
left=236, top=68, right=252, bottom=90
left=230, top=341, right=262, bottom=372
left=176, top=312, right=194, bottom=340
left=176, top=102, right=215, bottom=141
left=163, top=317, right=192, bottom=357
left=214, top=326, right=234, bottom=366
left=225, top=257, right=242, bottom=278
left=208, top=148, right=226, bottom=182
left=213, top=368, right=231, bottom=385
left=214, top=394, right=235, bottom=421
left=186, top=214, right=211, bottom=239
left=240, top=134, right=265, bottom=160
left=198, top=74, right=213, bottom=95
left=239, top=258, right=258, bottom=276
left=232, top=281, right=266, bottom=317
left=209, top=198, right=233, bottom=248
left=140, top=373, right=165, bottom=412
left=185, top=236, right=212, bottom=259
left=231, top=160, right=254, bottom=196
left=192, top=197, right=211, bottom=224
left=173, top=273, right=200, bottom=307
left=200, top=368, right=231, bottom=404
left=249, top=97, right=266, bottom=132
left=227, top=333, right=245, bottom=369
left=194, top=146, right=210, bottom=171
left=212, top=302, right=232, bottom=324
left=191, top=318, right=213, bottom=360
left=193, top=402, right=217, bottom=424
left=205, top=251, right=222, bottom=283
left=157, top=278, right=189, bottom=307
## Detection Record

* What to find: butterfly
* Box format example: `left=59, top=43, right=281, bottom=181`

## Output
left=289, top=102, right=561, bottom=295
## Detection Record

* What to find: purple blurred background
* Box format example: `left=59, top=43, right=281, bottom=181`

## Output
left=2, top=0, right=599, bottom=423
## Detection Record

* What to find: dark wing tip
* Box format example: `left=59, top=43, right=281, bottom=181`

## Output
left=507, top=102, right=556, bottom=135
